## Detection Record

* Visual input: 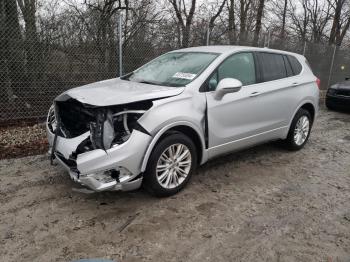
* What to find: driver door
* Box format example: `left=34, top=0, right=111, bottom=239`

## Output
left=206, top=52, right=274, bottom=158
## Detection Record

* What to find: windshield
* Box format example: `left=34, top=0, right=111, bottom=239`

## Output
left=124, top=52, right=219, bottom=87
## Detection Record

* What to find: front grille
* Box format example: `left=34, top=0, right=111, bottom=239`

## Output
left=337, top=89, right=350, bottom=97
left=56, top=99, right=94, bottom=138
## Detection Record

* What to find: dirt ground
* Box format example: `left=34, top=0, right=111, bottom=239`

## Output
left=1, top=108, right=350, bottom=262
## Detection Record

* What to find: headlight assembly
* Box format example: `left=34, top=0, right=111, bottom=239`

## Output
left=47, top=105, right=57, bottom=132
left=327, top=87, right=337, bottom=95
left=90, top=109, right=147, bottom=150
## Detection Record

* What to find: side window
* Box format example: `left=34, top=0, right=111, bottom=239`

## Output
left=208, top=52, right=256, bottom=91
left=258, top=52, right=287, bottom=82
left=283, top=55, right=293, bottom=77
left=288, top=55, right=302, bottom=75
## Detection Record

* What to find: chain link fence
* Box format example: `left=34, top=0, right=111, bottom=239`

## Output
left=1, top=12, right=349, bottom=125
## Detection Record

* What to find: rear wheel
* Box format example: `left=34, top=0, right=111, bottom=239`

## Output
left=143, top=132, right=197, bottom=197
left=284, top=108, right=312, bottom=151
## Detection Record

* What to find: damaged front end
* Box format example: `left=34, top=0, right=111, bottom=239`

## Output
left=47, top=98, right=153, bottom=192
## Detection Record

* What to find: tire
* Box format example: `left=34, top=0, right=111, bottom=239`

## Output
left=284, top=108, right=312, bottom=151
left=325, top=99, right=335, bottom=111
left=143, top=132, right=197, bottom=197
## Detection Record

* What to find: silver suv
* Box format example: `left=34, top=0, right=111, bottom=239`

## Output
left=47, top=46, right=320, bottom=196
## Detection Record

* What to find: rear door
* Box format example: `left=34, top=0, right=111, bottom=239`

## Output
left=253, top=52, right=298, bottom=129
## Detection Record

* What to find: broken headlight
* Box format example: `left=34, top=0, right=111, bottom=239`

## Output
left=47, top=105, right=57, bottom=133
left=90, top=110, right=115, bottom=150
left=89, top=109, right=146, bottom=150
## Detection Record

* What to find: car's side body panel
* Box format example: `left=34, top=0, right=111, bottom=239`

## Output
left=203, top=49, right=319, bottom=159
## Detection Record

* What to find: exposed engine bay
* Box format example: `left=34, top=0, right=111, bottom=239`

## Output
left=49, top=99, right=152, bottom=153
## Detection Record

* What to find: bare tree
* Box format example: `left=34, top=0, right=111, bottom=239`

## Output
left=328, top=0, right=350, bottom=46
left=17, top=0, right=40, bottom=82
left=208, top=0, right=227, bottom=38
left=253, top=0, right=266, bottom=45
left=307, top=0, right=332, bottom=43
left=289, top=0, right=310, bottom=41
left=82, top=0, right=129, bottom=74
left=280, top=0, right=287, bottom=39
left=239, top=0, right=252, bottom=44
left=0, top=0, right=23, bottom=103
left=169, top=0, right=196, bottom=47
left=227, top=0, right=236, bottom=44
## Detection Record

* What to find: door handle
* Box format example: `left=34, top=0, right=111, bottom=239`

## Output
left=250, top=91, right=260, bottom=97
left=291, top=82, right=299, bottom=87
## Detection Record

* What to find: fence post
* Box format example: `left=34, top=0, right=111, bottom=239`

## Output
left=302, top=41, right=307, bottom=56
left=118, top=13, right=123, bottom=77
left=206, top=27, right=210, bottom=46
left=327, top=44, right=337, bottom=88
left=267, top=30, right=271, bottom=48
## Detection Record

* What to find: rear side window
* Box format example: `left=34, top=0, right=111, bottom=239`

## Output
left=283, top=56, right=294, bottom=77
left=257, top=53, right=287, bottom=82
left=287, top=55, right=302, bottom=75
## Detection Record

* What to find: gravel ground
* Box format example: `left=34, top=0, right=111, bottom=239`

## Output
left=0, top=124, right=47, bottom=159
left=0, top=108, right=350, bottom=262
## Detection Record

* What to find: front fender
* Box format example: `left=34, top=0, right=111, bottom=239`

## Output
left=138, top=91, right=208, bottom=171
left=140, top=121, right=208, bottom=172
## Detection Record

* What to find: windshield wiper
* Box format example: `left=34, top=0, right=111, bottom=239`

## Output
left=138, top=80, right=160, bottom=85
left=120, top=72, right=133, bottom=80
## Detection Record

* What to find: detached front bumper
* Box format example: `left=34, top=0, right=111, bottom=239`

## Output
left=47, top=126, right=152, bottom=192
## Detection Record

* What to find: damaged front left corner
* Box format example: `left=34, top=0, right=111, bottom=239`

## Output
left=47, top=96, right=153, bottom=192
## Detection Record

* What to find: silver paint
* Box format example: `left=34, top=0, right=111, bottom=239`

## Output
left=47, top=46, right=319, bottom=192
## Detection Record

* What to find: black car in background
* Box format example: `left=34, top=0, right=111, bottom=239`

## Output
left=326, top=78, right=350, bottom=111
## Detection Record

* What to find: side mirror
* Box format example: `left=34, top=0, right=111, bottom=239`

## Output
left=214, top=78, right=242, bottom=100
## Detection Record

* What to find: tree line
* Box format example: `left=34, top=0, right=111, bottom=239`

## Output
left=0, top=0, right=349, bottom=121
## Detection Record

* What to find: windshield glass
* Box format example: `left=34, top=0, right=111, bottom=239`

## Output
left=124, top=52, right=219, bottom=87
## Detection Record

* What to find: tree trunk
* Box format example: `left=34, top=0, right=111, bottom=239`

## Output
left=228, top=0, right=236, bottom=44
left=337, top=17, right=350, bottom=46
left=253, top=0, right=265, bottom=46
left=239, top=0, right=246, bottom=44
left=17, top=0, right=40, bottom=84
left=169, top=0, right=196, bottom=48
left=1, top=0, right=23, bottom=104
left=280, top=0, right=287, bottom=39
left=328, top=0, right=343, bottom=45
left=208, top=0, right=226, bottom=44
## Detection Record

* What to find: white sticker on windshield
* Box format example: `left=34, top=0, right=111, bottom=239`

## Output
left=172, top=72, right=196, bottom=80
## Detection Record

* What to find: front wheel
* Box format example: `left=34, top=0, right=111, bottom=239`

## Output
left=143, top=132, right=197, bottom=197
left=284, top=108, right=312, bottom=151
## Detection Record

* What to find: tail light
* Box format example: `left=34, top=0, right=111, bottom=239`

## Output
left=316, top=78, right=321, bottom=89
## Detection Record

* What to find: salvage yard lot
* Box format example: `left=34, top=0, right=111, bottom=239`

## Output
left=1, top=108, right=350, bottom=262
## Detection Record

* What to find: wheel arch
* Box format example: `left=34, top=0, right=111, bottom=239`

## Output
left=140, top=121, right=207, bottom=172
left=284, top=100, right=317, bottom=139
left=300, top=103, right=316, bottom=124
left=290, top=101, right=316, bottom=126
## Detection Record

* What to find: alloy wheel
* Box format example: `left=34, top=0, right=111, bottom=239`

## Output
left=156, top=143, right=192, bottom=189
left=293, top=115, right=310, bottom=146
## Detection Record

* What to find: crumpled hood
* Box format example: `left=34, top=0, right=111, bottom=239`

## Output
left=55, top=78, right=184, bottom=106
